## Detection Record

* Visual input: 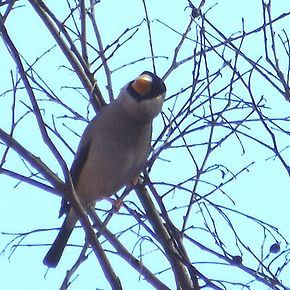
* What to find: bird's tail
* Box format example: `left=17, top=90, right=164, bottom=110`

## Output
left=43, top=213, right=76, bottom=268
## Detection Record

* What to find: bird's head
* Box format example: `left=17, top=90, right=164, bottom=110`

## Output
left=117, top=71, right=166, bottom=123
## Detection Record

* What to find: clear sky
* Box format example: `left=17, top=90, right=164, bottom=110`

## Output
left=1, top=1, right=290, bottom=289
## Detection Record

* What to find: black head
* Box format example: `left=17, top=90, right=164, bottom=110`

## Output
left=127, top=71, right=166, bottom=102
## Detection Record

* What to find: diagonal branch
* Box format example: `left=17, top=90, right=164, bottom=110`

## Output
left=135, top=182, right=199, bottom=290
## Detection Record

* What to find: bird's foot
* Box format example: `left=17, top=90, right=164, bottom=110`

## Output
left=129, top=176, right=142, bottom=187
left=112, top=198, right=123, bottom=212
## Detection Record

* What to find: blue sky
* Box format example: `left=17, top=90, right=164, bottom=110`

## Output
left=1, top=0, right=290, bottom=289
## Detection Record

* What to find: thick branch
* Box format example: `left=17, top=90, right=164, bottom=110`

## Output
left=28, top=0, right=106, bottom=111
left=88, top=209, right=171, bottom=290
left=135, top=183, right=199, bottom=290
left=0, top=127, right=64, bottom=194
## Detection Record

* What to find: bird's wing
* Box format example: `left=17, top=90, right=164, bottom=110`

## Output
left=58, top=141, right=91, bottom=217
left=58, top=121, right=95, bottom=217
left=59, top=140, right=91, bottom=217
left=70, top=141, right=90, bottom=186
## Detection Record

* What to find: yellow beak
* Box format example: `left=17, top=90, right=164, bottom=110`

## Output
left=131, top=74, right=152, bottom=96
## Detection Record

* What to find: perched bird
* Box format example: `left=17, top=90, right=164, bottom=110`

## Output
left=43, top=71, right=166, bottom=267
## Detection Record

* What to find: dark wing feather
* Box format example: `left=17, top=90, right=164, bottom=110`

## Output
left=70, top=142, right=91, bottom=186
left=58, top=142, right=91, bottom=217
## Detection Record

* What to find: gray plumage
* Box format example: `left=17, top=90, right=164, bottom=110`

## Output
left=43, top=71, right=166, bottom=267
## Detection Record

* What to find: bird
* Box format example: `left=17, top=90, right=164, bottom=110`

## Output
left=43, top=71, right=166, bottom=267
